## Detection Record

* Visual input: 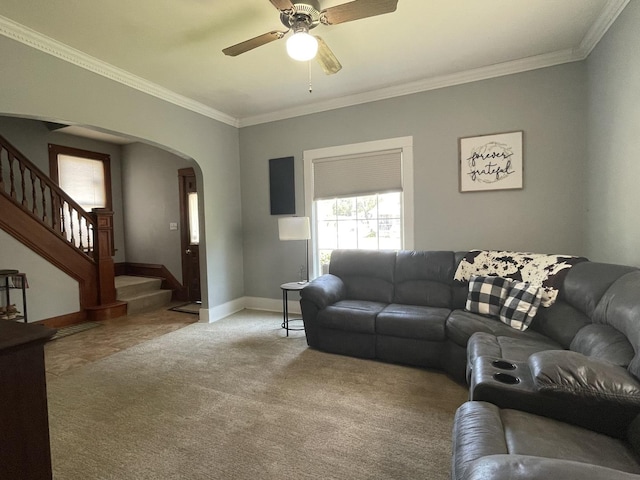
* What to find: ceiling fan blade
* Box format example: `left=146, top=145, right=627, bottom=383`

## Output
left=222, top=31, right=287, bottom=57
left=269, top=0, right=295, bottom=11
left=321, top=0, right=398, bottom=25
left=315, top=37, right=342, bottom=75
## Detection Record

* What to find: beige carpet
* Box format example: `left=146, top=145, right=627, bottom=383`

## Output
left=47, top=310, right=468, bottom=479
left=168, top=302, right=201, bottom=315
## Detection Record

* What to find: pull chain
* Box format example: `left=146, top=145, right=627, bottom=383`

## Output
left=308, top=61, right=313, bottom=94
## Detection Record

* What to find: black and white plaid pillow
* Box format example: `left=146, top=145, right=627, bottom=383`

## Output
left=499, top=281, right=542, bottom=331
left=466, top=275, right=513, bottom=318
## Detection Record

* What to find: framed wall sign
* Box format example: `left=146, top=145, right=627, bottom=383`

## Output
left=459, top=130, right=523, bottom=192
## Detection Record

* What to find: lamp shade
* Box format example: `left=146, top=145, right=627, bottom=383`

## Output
left=278, top=217, right=311, bottom=240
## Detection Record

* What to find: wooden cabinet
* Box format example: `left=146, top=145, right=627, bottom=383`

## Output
left=0, top=321, right=55, bottom=480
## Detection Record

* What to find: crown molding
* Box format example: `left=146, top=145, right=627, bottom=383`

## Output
left=238, top=48, right=581, bottom=127
left=238, top=0, right=629, bottom=128
left=1, top=0, right=629, bottom=130
left=0, top=15, right=240, bottom=128
left=577, top=0, right=630, bottom=57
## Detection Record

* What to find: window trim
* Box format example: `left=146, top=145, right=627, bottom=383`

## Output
left=48, top=143, right=113, bottom=211
left=304, top=136, right=414, bottom=279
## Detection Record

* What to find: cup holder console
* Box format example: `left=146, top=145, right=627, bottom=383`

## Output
left=471, top=358, right=531, bottom=403
left=493, top=372, right=520, bottom=385
left=491, top=360, right=517, bottom=370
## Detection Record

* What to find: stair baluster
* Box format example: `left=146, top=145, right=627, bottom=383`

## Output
left=0, top=134, right=118, bottom=317
left=8, top=154, right=16, bottom=200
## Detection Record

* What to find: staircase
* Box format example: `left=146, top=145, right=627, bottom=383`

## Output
left=1, top=134, right=121, bottom=324
left=115, top=276, right=173, bottom=314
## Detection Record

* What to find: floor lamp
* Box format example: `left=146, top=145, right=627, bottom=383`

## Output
left=278, top=217, right=311, bottom=283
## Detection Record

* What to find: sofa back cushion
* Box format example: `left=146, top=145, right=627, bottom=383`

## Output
left=592, top=270, right=640, bottom=379
left=393, top=250, right=456, bottom=308
left=329, top=249, right=396, bottom=303
left=564, top=262, right=637, bottom=317
left=570, top=324, right=635, bottom=367
left=531, top=302, right=592, bottom=349
left=530, top=262, right=637, bottom=348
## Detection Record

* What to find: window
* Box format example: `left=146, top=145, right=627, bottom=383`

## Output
left=49, top=144, right=112, bottom=249
left=49, top=144, right=112, bottom=211
left=316, top=193, right=402, bottom=273
left=57, top=154, right=107, bottom=211
left=188, top=191, right=200, bottom=245
left=304, top=137, right=414, bottom=277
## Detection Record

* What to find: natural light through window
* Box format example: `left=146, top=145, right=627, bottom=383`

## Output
left=304, top=136, right=414, bottom=278
left=188, top=192, right=200, bottom=245
left=58, top=154, right=106, bottom=211
left=316, top=192, right=402, bottom=274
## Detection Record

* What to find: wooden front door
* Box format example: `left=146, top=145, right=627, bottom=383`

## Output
left=178, top=168, right=201, bottom=302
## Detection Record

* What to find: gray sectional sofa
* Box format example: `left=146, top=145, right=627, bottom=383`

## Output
left=299, top=249, right=640, bottom=480
left=301, top=250, right=468, bottom=378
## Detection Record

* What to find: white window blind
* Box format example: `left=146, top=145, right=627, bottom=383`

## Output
left=58, top=154, right=106, bottom=210
left=312, top=149, right=402, bottom=200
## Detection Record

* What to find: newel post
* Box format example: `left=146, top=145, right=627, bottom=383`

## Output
left=91, top=208, right=116, bottom=305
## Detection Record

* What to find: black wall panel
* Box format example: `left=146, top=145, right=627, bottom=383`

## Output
left=269, top=156, right=295, bottom=215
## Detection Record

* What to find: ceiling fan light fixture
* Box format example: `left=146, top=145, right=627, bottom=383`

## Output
left=286, top=29, right=318, bottom=61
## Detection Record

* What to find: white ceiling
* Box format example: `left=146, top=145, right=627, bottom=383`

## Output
left=0, top=0, right=629, bottom=127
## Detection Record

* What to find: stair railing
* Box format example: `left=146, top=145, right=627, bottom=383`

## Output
left=0, top=134, right=115, bottom=305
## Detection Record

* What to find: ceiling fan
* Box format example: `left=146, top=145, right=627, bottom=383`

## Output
left=222, top=0, right=399, bottom=75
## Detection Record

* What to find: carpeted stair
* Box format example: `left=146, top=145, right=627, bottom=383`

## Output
left=115, top=275, right=173, bottom=314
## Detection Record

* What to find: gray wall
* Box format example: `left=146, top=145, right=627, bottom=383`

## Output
left=240, top=63, right=588, bottom=299
left=0, top=230, right=80, bottom=321
left=0, top=35, right=244, bottom=312
left=585, top=1, right=640, bottom=267
left=0, top=115, right=127, bottom=263
left=121, top=142, right=193, bottom=281
left=2, top=2, right=637, bottom=315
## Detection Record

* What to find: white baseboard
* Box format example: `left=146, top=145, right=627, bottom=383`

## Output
left=199, top=296, right=300, bottom=323
left=199, top=297, right=245, bottom=323
left=244, top=296, right=302, bottom=315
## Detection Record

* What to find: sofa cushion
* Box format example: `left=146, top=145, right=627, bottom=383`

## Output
left=500, top=408, right=640, bottom=473
left=316, top=300, right=386, bottom=334
left=376, top=304, right=449, bottom=341
left=467, top=331, right=562, bottom=367
left=564, top=262, right=637, bottom=317
left=462, top=455, right=640, bottom=480
left=570, top=324, right=635, bottom=367
left=446, top=310, right=538, bottom=347
left=329, top=250, right=396, bottom=303
left=529, top=350, right=640, bottom=407
left=466, top=276, right=513, bottom=318
left=531, top=301, right=592, bottom=349
left=591, top=270, right=640, bottom=379
left=498, top=281, right=542, bottom=331
left=452, top=402, right=640, bottom=480
left=393, top=250, right=455, bottom=307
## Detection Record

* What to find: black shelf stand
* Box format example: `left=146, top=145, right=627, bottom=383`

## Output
left=1, top=271, right=27, bottom=323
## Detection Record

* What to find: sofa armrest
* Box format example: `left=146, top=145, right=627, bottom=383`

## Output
left=462, top=455, right=640, bottom=480
left=300, top=274, right=346, bottom=310
left=529, top=350, right=640, bottom=406
left=452, top=402, right=509, bottom=480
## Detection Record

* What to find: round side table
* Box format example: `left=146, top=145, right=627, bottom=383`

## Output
left=280, top=282, right=307, bottom=336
